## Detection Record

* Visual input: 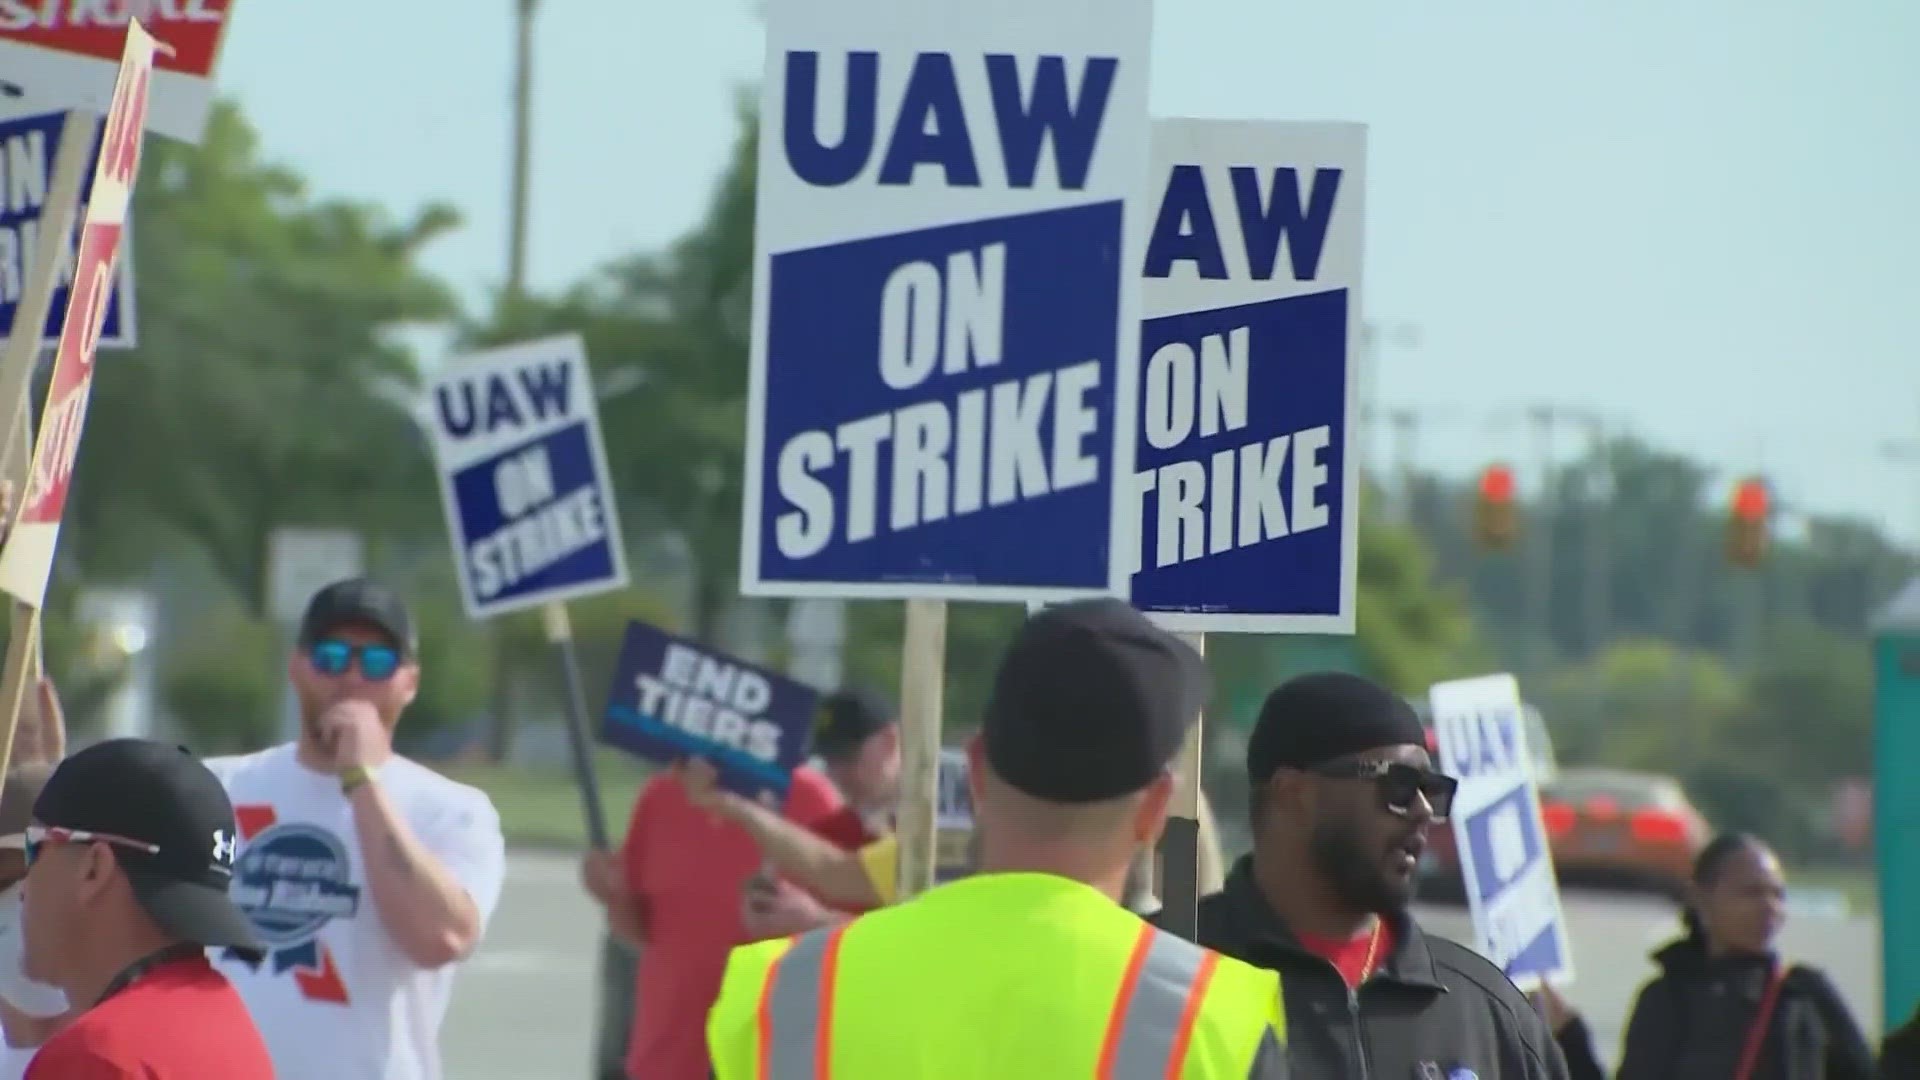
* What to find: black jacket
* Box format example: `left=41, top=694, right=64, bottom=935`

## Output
left=1880, top=1008, right=1920, bottom=1079
left=1171, top=857, right=1569, bottom=1080
left=1556, top=939, right=1873, bottom=1080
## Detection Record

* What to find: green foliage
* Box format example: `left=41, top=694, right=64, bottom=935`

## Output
left=160, top=605, right=280, bottom=755
left=1542, top=638, right=1743, bottom=769
left=70, top=102, right=458, bottom=614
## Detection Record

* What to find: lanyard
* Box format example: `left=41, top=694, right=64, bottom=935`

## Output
left=95, top=942, right=203, bottom=1006
left=1732, top=962, right=1789, bottom=1080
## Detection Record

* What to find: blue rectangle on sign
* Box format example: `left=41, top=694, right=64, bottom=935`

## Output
left=1462, top=784, right=1547, bottom=890
left=1129, top=290, right=1349, bottom=618
left=450, top=422, right=619, bottom=612
left=0, top=112, right=136, bottom=350
left=754, top=203, right=1123, bottom=592
left=599, top=620, right=818, bottom=800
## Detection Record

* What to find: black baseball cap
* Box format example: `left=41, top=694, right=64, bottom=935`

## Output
left=34, top=739, right=262, bottom=959
left=982, top=598, right=1207, bottom=804
left=1246, top=671, right=1427, bottom=783
left=812, top=688, right=896, bottom=756
left=299, top=577, right=417, bottom=658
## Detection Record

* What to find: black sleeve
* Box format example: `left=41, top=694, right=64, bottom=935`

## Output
left=1616, top=977, right=1681, bottom=1080
left=1553, top=1014, right=1607, bottom=1080
left=1883, top=1034, right=1920, bottom=1080
left=1246, top=1027, right=1287, bottom=1079
left=1795, top=968, right=1875, bottom=1080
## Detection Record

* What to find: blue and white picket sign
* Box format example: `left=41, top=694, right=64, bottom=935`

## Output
left=0, top=111, right=136, bottom=349
left=424, top=334, right=629, bottom=620
left=1125, top=120, right=1363, bottom=633
left=601, top=620, right=820, bottom=800
left=739, top=0, right=1154, bottom=601
left=1430, top=673, right=1575, bottom=991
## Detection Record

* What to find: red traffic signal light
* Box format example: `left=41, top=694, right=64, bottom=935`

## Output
left=1725, top=477, right=1768, bottom=568
left=1473, top=463, right=1519, bottom=551
left=1478, top=463, right=1516, bottom=505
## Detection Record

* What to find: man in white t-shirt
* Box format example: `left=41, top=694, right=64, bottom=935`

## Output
left=206, top=578, right=507, bottom=1080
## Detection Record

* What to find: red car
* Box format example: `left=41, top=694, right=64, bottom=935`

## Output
left=1534, top=768, right=1711, bottom=897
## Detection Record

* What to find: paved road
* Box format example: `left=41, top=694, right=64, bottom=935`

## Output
left=443, top=852, right=1881, bottom=1079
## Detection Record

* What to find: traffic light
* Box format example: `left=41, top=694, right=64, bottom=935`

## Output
left=1725, top=477, right=1768, bottom=568
left=1473, top=463, right=1519, bottom=551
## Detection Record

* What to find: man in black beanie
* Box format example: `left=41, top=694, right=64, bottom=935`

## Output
left=1176, top=671, right=1569, bottom=1080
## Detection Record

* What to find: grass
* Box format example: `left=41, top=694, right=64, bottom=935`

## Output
left=443, top=750, right=655, bottom=848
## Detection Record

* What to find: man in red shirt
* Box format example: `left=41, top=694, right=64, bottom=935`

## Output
left=581, top=754, right=848, bottom=1080
left=19, top=739, right=273, bottom=1078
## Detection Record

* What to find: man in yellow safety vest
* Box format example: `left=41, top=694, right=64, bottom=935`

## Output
left=707, top=598, right=1288, bottom=1079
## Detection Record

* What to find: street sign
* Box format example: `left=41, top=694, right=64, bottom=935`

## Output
left=0, top=0, right=237, bottom=144
left=1430, top=673, right=1574, bottom=992
left=1125, top=120, right=1364, bottom=633
left=0, top=21, right=155, bottom=607
left=1, top=111, right=137, bottom=348
left=423, top=334, right=629, bottom=621
left=266, top=529, right=365, bottom=624
left=739, top=0, right=1154, bottom=601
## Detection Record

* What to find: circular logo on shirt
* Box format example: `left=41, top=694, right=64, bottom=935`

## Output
left=229, top=823, right=362, bottom=946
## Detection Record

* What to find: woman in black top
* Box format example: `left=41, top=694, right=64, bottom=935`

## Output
left=1545, top=833, right=1874, bottom=1080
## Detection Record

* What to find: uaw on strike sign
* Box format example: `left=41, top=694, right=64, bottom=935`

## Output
left=740, top=0, right=1152, bottom=601
left=0, top=19, right=154, bottom=607
left=1, top=112, right=137, bottom=348
left=1430, top=673, right=1574, bottom=992
left=1128, top=121, right=1363, bottom=633
left=0, top=0, right=235, bottom=143
left=424, top=335, right=630, bottom=620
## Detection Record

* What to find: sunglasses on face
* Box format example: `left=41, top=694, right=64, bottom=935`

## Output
left=1309, top=760, right=1459, bottom=821
left=309, top=638, right=401, bottom=681
left=23, top=825, right=161, bottom=868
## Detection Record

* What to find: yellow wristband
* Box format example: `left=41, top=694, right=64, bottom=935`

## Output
left=339, top=765, right=373, bottom=794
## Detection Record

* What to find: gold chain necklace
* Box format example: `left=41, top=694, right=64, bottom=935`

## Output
left=1358, top=919, right=1383, bottom=984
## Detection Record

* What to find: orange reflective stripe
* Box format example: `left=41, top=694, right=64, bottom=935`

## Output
left=1097, top=924, right=1159, bottom=1076
left=1099, top=927, right=1220, bottom=1080
left=757, top=926, right=849, bottom=1079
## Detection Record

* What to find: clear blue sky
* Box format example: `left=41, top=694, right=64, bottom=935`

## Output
left=217, top=0, right=1920, bottom=546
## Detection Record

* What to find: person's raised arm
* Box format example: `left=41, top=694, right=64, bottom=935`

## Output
left=679, top=759, right=881, bottom=911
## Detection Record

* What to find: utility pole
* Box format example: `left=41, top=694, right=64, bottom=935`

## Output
left=489, top=0, right=539, bottom=763
left=508, top=0, right=537, bottom=300
left=1507, top=404, right=1613, bottom=672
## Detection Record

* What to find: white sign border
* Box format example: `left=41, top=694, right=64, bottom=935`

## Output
left=1430, top=672, right=1576, bottom=992
left=425, top=332, right=631, bottom=623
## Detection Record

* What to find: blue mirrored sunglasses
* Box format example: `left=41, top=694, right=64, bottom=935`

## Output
left=309, top=638, right=401, bottom=681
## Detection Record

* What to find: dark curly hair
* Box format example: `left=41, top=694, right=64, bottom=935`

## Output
left=1681, top=831, right=1769, bottom=944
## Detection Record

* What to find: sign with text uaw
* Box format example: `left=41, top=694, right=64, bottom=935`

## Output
left=1126, top=120, right=1364, bottom=633
left=740, top=0, right=1153, bottom=601
left=1430, top=673, right=1574, bottom=991
left=424, top=334, right=629, bottom=620
left=601, top=620, right=818, bottom=800
left=0, top=0, right=237, bottom=144
left=0, top=20, right=154, bottom=607
left=1, top=111, right=136, bottom=347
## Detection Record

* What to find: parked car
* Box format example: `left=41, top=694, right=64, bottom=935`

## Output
left=1536, top=768, right=1711, bottom=897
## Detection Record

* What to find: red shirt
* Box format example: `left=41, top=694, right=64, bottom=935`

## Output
left=1296, top=920, right=1400, bottom=990
left=621, top=766, right=848, bottom=1080
left=26, top=956, right=272, bottom=1079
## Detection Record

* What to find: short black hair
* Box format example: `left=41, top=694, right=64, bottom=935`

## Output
left=1681, top=831, right=1771, bottom=942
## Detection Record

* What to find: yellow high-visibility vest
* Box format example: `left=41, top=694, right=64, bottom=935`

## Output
left=709, top=872, right=1286, bottom=1079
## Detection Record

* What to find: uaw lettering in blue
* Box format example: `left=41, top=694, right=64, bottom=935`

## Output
left=1125, top=163, right=1346, bottom=579
left=782, top=51, right=1117, bottom=190
left=1441, top=705, right=1522, bottom=780
left=437, top=362, right=612, bottom=601
left=773, top=239, right=1103, bottom=560
left=1145, top=164, right=1343, bottom=281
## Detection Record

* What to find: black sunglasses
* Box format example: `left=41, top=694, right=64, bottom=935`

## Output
left=309, top=638, right=401, bottom=681
left=1309, top=760, right=1458, bottom=821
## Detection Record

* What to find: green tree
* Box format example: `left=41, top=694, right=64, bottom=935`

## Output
left=1542, top=637, right=1743, bottom=768
left=69, top=103, right=459, bottom=615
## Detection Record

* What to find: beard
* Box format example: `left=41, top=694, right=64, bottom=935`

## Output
left=1308, top=814, right=1417, bottom=915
